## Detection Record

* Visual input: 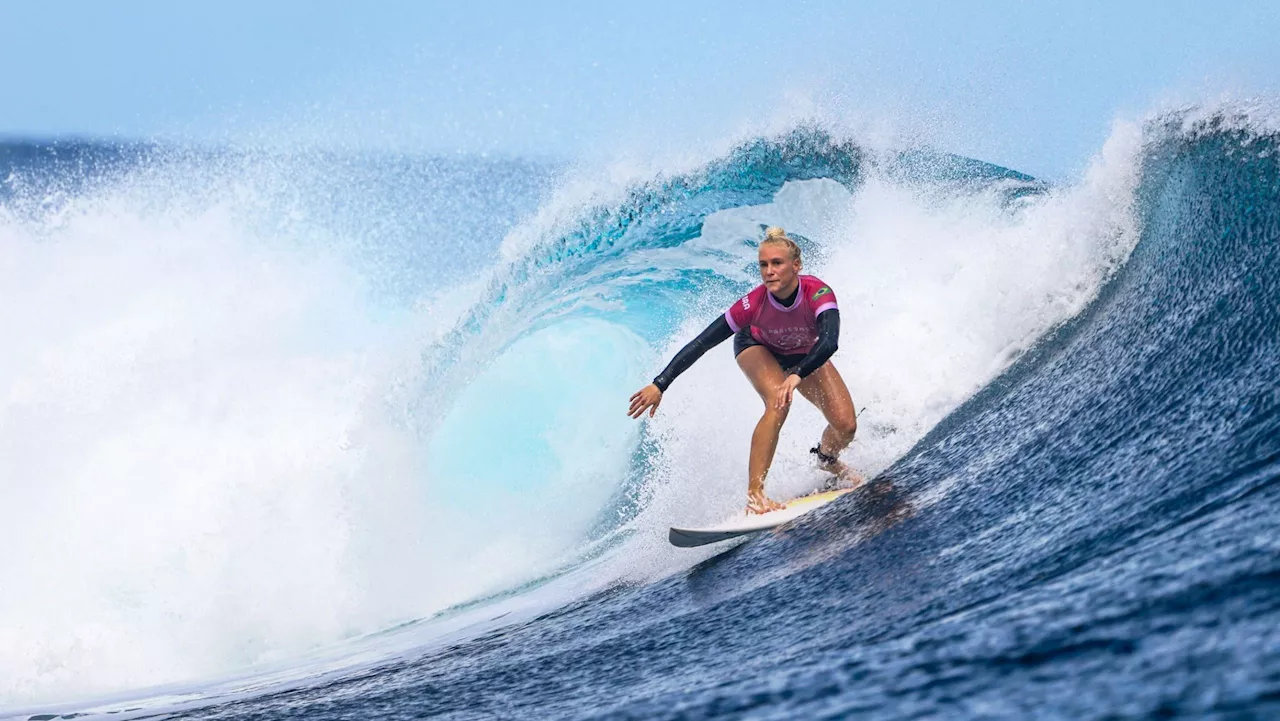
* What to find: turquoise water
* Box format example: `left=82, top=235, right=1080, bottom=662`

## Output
left=2, top=109, right=1277, bottom=718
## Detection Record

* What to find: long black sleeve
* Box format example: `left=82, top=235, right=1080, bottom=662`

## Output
left=789, top=309, right=840, bottom=378
left=652, top=315, right=734, bottom=392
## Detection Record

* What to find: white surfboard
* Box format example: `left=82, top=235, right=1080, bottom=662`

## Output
left=668, top=488, right=855, bottom=548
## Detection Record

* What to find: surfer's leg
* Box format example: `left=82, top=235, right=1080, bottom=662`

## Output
left=736, top=345, right=790, bottom=513
left=798, top=362, right=863, bottom=485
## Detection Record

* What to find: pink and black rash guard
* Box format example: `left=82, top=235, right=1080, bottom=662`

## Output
left=651, top=275, right=841, bottom=392
left=725, top=275, right=838, bottom=355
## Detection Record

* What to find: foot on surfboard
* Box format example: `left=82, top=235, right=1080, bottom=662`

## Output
left=746, top=492, right=786, bottom=515
left=812, top=445, right=865, bottom=491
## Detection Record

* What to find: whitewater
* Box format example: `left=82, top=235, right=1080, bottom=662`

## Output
left=1, top=104, right=1277, bottom=719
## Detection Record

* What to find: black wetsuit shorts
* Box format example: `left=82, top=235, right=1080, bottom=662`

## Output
left=732, top=327, right=808, bottom=370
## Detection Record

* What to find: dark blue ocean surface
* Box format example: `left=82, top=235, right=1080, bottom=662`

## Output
left=3, top=116, right=1277, bottom=719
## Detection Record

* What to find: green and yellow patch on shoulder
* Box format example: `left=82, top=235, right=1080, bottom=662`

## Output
left=811, top=286, right=832, bottom=301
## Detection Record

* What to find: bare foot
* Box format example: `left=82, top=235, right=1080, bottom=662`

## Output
left=746, top=492, right=786, bottom=514
left=818, top=457, right=866, bottom=491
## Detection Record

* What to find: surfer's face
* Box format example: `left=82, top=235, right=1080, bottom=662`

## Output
left=758, top=244, right=801, bottom=295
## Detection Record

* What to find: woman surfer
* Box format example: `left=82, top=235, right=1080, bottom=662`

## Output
left=628, top=227, right=861, bottom=514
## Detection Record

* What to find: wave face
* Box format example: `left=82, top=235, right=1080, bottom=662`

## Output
left=3, top=109, right=1278, bottom=718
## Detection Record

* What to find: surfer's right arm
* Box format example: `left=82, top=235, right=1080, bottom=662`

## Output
left=627, top=316, right=734, bottom=418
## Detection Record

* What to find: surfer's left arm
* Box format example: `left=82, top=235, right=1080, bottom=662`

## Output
left=776, top=310, right=840, bottom=409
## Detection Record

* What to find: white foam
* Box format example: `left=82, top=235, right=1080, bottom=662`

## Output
left=0, top=160, right=595, bottom=704
left=0, top=113, right=1151, bottom=706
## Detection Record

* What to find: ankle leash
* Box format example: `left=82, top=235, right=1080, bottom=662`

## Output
left=810, top=444, right=839, bottom=466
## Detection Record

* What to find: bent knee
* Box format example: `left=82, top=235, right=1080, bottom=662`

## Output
left=831, top=414, right=857, bottom=437
left=761, top=405, right=790, bottom=424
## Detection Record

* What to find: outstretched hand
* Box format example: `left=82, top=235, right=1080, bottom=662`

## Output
left=775, top=373, right=802, bottom=410
left=628, top=383, right=663, bottom=419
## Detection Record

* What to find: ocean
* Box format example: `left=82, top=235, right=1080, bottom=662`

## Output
left=1, top=107, right=1277, bottom=719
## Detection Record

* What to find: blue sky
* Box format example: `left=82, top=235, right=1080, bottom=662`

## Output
left=2, top=1, right=1278, bottom=179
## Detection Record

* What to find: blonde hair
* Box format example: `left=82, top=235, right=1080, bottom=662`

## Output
left=761, top=226, right=802, bottom=261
